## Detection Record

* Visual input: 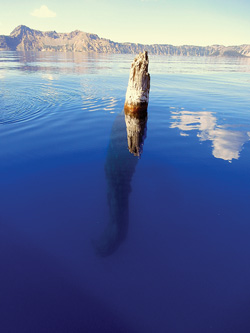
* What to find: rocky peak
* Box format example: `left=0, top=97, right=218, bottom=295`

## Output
left=86, top=33, right=99, bottom=40
left=69, top=30, right=82, bottom=38
left=45, top=30, right=59, bottom=39
left=10, top=25, right=33, bottom=37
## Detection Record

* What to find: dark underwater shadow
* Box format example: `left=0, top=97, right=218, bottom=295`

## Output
left=93, top=109, right=148, bottom=257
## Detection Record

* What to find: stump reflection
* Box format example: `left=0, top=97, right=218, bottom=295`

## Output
left=93, top=109, right=148, bottom=257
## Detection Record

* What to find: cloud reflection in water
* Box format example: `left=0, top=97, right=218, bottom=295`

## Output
left=171, top=110, right=250, bottom=161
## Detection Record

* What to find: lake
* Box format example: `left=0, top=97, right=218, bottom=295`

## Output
left=1, top=51, right=250, bottom=332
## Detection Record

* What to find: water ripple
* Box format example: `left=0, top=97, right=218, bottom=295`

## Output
left=0, top=87, right=54, bottom=124
left=0, top=78, right=120, bottom=125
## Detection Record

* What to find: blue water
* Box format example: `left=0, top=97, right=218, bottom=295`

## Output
left=1, top=51, right=250, bottom=332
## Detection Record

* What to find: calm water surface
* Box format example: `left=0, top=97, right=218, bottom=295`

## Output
left=1, top=51, right=250, bottom=332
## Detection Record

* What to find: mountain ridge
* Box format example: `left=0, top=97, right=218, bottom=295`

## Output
left=0, top=25, right=250, bottom=57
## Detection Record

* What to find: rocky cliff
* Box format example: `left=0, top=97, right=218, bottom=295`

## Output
left=0, top=25, right=250, bottom=57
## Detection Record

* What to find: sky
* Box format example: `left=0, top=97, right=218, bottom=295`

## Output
left=0, top=0, right=250, bottom=46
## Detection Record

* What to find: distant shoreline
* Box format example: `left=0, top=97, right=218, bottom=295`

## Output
left=1, top=25, right=249, bottom=57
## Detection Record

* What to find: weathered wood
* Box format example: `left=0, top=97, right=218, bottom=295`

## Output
left=124, top=51, right=150, bottom=112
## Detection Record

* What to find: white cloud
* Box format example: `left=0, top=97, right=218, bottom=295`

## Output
left=31, top=5, right=56, bottom=18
